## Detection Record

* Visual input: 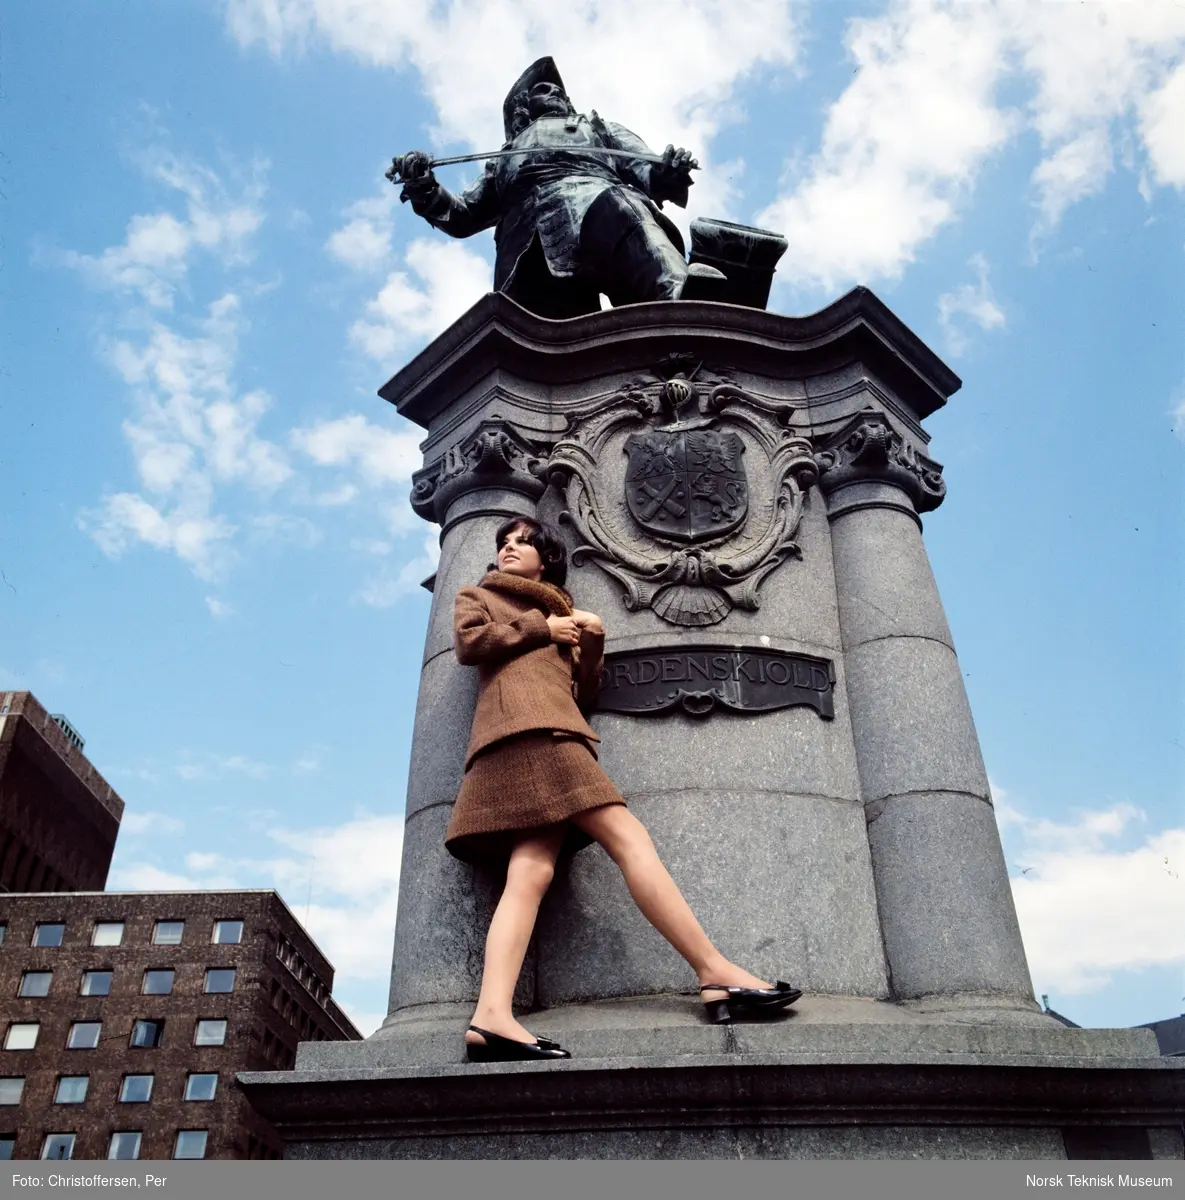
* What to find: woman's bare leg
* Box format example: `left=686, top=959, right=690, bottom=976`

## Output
left=570, top=804, right=773, bottom=997
left=466, top=827, right=565, bottom=1046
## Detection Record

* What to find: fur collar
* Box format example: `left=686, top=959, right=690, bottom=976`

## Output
left=480, top=570, right=573, bottom=616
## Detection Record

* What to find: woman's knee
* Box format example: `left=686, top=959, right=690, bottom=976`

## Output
left=504, top=849, right=556, bottom=897
left=576, top=805, right=654, bottom=864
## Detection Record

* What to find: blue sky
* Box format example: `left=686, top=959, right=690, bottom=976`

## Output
left=2, top=0, right=1182, bottom=1036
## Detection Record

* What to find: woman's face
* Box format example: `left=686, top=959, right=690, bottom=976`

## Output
left=497, top=525, right=545, bottom=581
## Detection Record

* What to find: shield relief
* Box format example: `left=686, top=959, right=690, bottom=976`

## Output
left=624, top=428, right=748, bottom=543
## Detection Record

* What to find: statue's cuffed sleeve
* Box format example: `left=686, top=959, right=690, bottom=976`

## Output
left=604, top=120, right=691, bottom=209
left=409, top=161, right=502, bottom=239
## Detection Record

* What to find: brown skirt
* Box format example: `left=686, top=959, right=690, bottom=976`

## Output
left=444, top=731, right=626, bottom=864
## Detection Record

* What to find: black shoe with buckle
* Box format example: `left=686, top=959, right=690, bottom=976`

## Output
left=699, top=981, right=802, bottom=1024
left=464, top=1025, right=571, bottom=1062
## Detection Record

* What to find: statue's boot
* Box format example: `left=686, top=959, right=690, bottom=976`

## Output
left=581, top=189, right=724, bottom=304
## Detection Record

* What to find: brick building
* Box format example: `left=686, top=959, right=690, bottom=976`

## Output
left=0, top=692, right=123, bottom=892
left=0, top=890, right=360, bottom=1160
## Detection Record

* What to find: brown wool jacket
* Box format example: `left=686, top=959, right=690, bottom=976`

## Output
left=454, top=571, right=605, bottom=770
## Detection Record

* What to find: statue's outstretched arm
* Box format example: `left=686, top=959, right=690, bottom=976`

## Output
left=602, top=120, right=696, bottom=209
left=397, top=153, right=501, bottom=239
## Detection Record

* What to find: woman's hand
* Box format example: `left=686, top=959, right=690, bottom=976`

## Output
left=570, top=608, right=605, bottom=636
left=546, top=614, right=581, bottom=645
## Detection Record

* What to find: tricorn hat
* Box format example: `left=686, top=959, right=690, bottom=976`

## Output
left=503, top=56, right=566, bottom=141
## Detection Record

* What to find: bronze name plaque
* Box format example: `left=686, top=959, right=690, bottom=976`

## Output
left=595, top=646, right=835, bottom=720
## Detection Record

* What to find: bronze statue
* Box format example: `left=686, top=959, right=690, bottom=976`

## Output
left=389, top=57, right=727, bottom=319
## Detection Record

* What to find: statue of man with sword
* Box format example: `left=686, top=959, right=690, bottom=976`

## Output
left=389, top=57, right=726, bottom=319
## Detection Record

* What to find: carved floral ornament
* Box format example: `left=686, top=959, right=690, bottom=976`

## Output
left=410, top=419, right=547, bottom=523
left=813, top=409, right=946, bottom=514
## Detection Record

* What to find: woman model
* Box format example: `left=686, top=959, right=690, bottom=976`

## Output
left=447, top=517, right=801, bottom=1062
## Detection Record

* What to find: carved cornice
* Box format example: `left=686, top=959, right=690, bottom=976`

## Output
left=380, top=288, right=962, bottom=430
left=814, top=410, right=946, bottom=514
left=410, top=419, right=547, bottom=523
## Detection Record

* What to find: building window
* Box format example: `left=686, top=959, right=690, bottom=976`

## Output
left=4, top=1023, right=39, bottom=1051
left=129, top=1020, right=164, bottom=1049
left=184, top=1073, right=218, bottom=1101
left=54, top=1076, right=89, bottom=1104
left=80, top=970, right=113, bottom=997
left=0, top=1078, right=24, bottom=1105
left=18, top=971, right=52, bottom=998
left=32, top=923, right=65, bottom=948
left=92, top=922, right=125, bottom=947
left=173, top=1130, right=208, bottom=1159
left=0, top=924, right=6, bottom=944
left=153, top=921, right=184, bottom=945
left=204, top=968, right=236, bottom=994
left=119, top=1075, right=154, bottom=1103
left=67, top=1022, right=102, bottom=1050
left=142, top=969, right=175, bottom=996
left=41, top=1133, right=76, bottom=1160
left=108, top=1131, right=142, bottom=1161
left=193, top=1019, right=227, bottom=1047
left=212, top=920, right=243, bottom=945
left=0, top=1137, right=13, bottom=1159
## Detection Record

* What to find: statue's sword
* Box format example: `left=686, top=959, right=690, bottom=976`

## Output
left=386, top=146, right=698, bottom=184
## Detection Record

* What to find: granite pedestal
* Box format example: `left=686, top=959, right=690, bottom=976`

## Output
left=240, top=291, right=1184, bottom=1158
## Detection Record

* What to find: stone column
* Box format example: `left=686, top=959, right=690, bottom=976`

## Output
left=383, top=421, right=548, bottom=1024
left=817, top=410, right=1035, bottom=1008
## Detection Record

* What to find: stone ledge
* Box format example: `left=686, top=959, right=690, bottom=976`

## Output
left=283, top=995, right=1161, bottom=1072
left=238, top=1045, right=1184, bottom=1160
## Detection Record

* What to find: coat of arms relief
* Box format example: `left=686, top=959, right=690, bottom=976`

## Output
left=547, top=360, right=818, bottom=627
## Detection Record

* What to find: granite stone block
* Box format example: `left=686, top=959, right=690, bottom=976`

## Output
left=536, top=789, right=889, bottom=1003
left=865, top=791, right=1034, bottom=1003
left=830, top=505, right=954, bottom=650
left=844, top=635, right=990, bottom=803
left=386, top=805, right=532, bottom=1013
left=403, top=653, right=475, bottom=820
left=591, top=685, right=861, bottom=802
left=286, top=1125, right=1070, bottom=1160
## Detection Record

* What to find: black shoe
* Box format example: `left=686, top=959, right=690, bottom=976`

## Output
left=465, top=1025, right=571, bottom=1062
left=699, top=981, right=802, bottom=1025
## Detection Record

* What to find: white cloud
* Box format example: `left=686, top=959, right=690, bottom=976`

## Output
left=60, top=151, right=265, bottom=308
left=339, top=1009, right=386, bottom=1038
left=205, top=596, right=235, bottom=619
left=1139, top=62, right=1185, bottom=188
left=349, top=239, right=493, bottom=359
left=325, top=191, right=399, bottom=272
left=174, top=753, right=273, bottom=782
left=761, top=1, right=1012, bottom=290
left=995, top=787, right=1185, bottom=995
left=109, top=812, right=405, bottom=987
left=290, top=412, right=423, bottom=486
left=1030, top=127, right=1113, bottom=229
left=83, top=293, right=292, bottom=580
left=120, top=811, right=185, bottom=837
left=110, top=862, right=240, bottom=891
left=224, top=0, right=800, bottom=164
left=355, top=530, right=440, bottom=608
left=937, top=253, right=1005, bottom=356
left=761, top=0, right=1185, bottom=292
left=1170, top=387, right=1185, bottom=441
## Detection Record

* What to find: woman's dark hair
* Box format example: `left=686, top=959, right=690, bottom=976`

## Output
left=494, top=517, right=568, bottom=587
